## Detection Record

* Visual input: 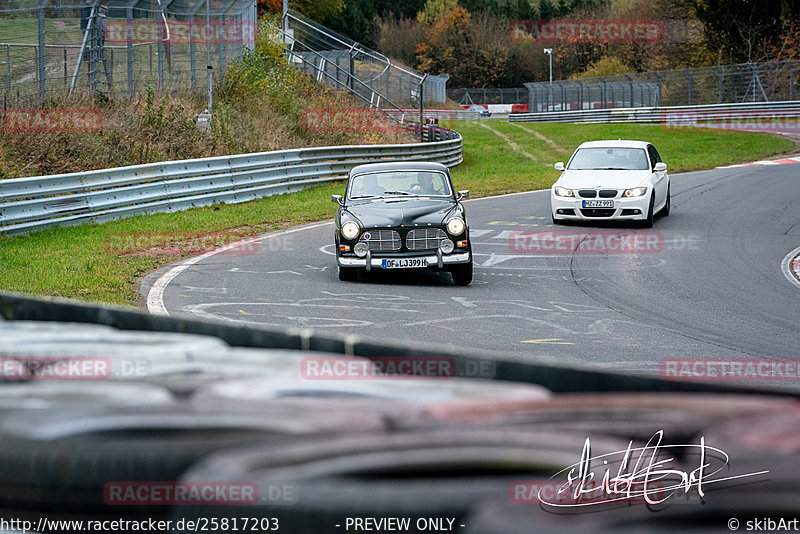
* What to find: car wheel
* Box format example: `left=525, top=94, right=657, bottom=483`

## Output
left=451, top=261, right=473, bottom=286
left=338, top=265, right=358, bottom=282
left=641, top=193, right=655, bottom=228
left=662, top=185, right=671, bottom=216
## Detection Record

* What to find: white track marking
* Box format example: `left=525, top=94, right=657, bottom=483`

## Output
left=780, top=245, right=800, bottom=290
left=147, top=221, right=332, bottom=316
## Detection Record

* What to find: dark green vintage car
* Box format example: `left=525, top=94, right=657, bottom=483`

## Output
left=332, top=162, right=473, bottom=285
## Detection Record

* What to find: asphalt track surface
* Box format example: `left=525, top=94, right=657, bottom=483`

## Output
left=149, top=163, right=800, bottom=382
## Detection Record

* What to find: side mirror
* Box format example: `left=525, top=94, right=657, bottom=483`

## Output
left=654, top=162, right=667, bottom=172
left=457, top=190, right=470, bottom=200
left=331, top=194, right=343, bottom=205
left=554, top=162, right=565, bottom=171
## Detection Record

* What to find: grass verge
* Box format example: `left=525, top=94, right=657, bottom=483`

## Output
left=0, top=121, right=793, bottom=306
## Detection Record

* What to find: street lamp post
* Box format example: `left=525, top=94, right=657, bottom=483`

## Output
left=544, top=48, right=553, bottom=85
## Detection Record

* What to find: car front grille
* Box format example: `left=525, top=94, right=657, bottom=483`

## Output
left=580, top=208, right=616, bottom=218
left=598, top=189, right=617, bottom=198
left=406, top=228, right=448, bottom=250
left=578, top=189, right=597, bottom=198
left=359, top=229, right=401, bottom=251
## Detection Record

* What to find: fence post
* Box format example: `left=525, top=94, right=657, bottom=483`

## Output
left=127, top=4, right=134, bottom=96
left=157, top=10, right=165, bottom=90
left=38, top=3, right=46, bottom=105
left=5, top=45, right=10, bottom=94
left=713, top=66, right=722, bottom=104
left=419, top=74, right=427, bottom=142
left=686, top=69, right=692, bottom=105
left=190, top=14, right=196, bottom=90
left=790, top=64, right=794, bottom=101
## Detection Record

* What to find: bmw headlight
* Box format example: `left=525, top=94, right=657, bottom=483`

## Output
left=446, top=217, right=466, bottom=236
left=623, top=187, right=647, bottom=198
left=554, top=187, right=574, bottom=197
left=341, top=221, right=360, bottom=240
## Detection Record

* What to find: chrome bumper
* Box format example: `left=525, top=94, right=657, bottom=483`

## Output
left=338, top=252, right=471, bottom=269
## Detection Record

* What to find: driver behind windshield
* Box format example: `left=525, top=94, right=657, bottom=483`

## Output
left=412, top=173, right=441, bottom=195
left=351, top=174, right=380, bottom=197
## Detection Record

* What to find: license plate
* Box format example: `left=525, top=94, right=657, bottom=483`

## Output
left=582, top=200, right=614, bottom=208
left=381, top=258, right=427, bottom=269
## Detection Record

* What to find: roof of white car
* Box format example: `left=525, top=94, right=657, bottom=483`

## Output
left=576, top=140, right=651, bottom=149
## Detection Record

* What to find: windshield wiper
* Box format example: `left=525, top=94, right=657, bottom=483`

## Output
left=596, top=167, right=630, bottom=170
left=383, top=190, right=414, bottom=196
left=350, top=195, right=379, bottom=199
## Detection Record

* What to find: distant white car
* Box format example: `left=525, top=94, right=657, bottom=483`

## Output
left=550, top=140, right=670, bottom=227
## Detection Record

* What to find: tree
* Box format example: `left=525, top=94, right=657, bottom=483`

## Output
left=325, top=0, right=379, bottom=47
left=693, top=0, right=800, bottom=62
left=417, top=0, right=459, bottom=24
left=292, top=0, right=345, bottom=22
left=538, top=0, right=555, bottom=19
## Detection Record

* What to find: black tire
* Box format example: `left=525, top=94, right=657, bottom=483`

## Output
left=172, top=429, right=633, bottom=533
left=641, top=193, right=655, bottom=228
left=338, top=264, right=358, bottom=281
left=0, top=404, right=303, bottom=514
left=551, top=214, right=562, bottom=225
left=662, top=184, right=671, bottom=216
left=451, top=260, right=473, bottom=286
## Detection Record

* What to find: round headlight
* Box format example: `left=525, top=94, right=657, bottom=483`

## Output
left=446, top=217, right=465, bottom=236
left=353, top=242, right=369, bottom=257
left=439, top=239, right=455, bottom=254
left=341, top=221, right=360, bottom=240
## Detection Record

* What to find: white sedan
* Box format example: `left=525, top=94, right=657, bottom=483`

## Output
left=550, top=140, right=670, bottom=227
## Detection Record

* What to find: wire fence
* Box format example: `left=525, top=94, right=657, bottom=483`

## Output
left=0, top=0, right=256, bottom=106
left=524, top=61, right=800, bottom=112
left=284, top=9, right=447, bottom=106
left=447, top=87, right=529, bottom=106
left=448, top=62, right=800, bottom=112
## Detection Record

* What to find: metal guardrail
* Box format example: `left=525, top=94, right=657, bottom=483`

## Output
left=509, top=100, right=800, bottom=124
left=0, top=132, right=462, bottom=236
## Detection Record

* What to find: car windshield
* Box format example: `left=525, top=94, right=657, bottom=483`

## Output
left=348, top=171, right=452, bottom=199
left=568, top=147, right=650, bottom=170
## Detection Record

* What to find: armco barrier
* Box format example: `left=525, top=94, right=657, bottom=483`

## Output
left=0, top=133, right=462, bottom=236
left=509, top=100, right=800, bottom=124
